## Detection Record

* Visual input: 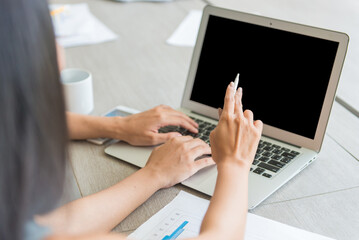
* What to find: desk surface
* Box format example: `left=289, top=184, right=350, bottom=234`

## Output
left=54, top=0, right=359, bottom=239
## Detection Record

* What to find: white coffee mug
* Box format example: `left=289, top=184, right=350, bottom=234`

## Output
left=61, top=68, right=94, bottom=114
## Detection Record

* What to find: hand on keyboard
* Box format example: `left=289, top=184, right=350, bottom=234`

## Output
left=145, top=136, right=214, bottom=188
left=159, top=119, right=216, bottom=145
left=112, top=105, right=198, bottom=146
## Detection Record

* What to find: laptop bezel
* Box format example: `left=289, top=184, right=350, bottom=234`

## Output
left=181, top=5, right=349, bottom=152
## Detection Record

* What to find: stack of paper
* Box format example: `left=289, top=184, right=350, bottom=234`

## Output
left=129, top=191, right=334, bottom=240
left=50, top=3, right=118, bottom=48
left=166, top=10, right=202, bottom=47
left=167, top=10, right=263, bottom=47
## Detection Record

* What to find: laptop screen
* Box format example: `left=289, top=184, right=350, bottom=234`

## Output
left=190, top=15, right=339, bottom=139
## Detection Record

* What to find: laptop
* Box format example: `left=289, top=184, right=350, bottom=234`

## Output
left=105, top=5, right=349, bottom=209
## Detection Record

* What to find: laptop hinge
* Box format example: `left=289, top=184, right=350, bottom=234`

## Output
left=263, top=135, right=302, bottom=149
left=190, top=110, right=218, bottom=121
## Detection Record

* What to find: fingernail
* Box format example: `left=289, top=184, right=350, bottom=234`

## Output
left=230, top=81, right=234, bottom=87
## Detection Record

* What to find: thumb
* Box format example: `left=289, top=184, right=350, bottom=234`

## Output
left=151, top=132, right=182, bottom=145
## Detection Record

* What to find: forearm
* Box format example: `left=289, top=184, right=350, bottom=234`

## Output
left=47, top=233, right=126, bottom=240
left=198, top=163, right=249, bottom=240
left=66, top=112, right=119, bottom=140
left=37, top=168, right=162, bottom=235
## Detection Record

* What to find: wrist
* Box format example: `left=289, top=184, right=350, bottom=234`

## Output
left=217, top=159, right=251, bottom=175
left=139, top=167, right=165, bottom=190
left=106, top=116, right=127, bottom=140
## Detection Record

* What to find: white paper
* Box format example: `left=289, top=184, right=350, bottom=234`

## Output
left=50, top=4, right=118, bottom=48
left=128, top=191, right=209, bottom=240
left=166, top=10, right=202, bottom=47
left=129, top=191, right=334, bottom=240
left=115, top=0, right=172, bottom=2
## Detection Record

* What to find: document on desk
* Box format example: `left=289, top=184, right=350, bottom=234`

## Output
left=128, top=191, right=334, bottom=240
left=50, top=4, right=118, bottom=48
left=167, top=10, right=263, bottom=47
left=114, top=0, right=173, bottom=2
left=167, top=10, right=202, bottom=47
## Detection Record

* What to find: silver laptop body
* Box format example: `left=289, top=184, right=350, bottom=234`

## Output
left=105, top=6, right=348, bottom=209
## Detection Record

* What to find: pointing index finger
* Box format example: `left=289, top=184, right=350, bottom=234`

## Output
left=234, top=87, right=244, bottom=118
left=222, top=82, right=235, bottom=115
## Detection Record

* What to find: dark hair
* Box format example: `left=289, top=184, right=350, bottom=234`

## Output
left=0, top=0, right=68, bottom=239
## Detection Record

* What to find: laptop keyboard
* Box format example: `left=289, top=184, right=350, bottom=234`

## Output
left=252, top=140, right=300, bottom=178
left=158, top=117, right=215, bottom=145
left=158, top=116, right=300, bottom=179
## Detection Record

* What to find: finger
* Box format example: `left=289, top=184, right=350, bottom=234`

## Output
left=243, top=109, right=254, bottom=123
left=158, top=109, right=198, bottom=130
left=173, top=135, right=193, bottom=142
left=218, top=108, right=223, bottom=118
left=254, top=120, right=263, bottom=131
left=175, top=113, right=198, bottom=129
left=222, top=82, right=235, bottom=115
left=183, top=138, right=208, bottom=150
left=193, top=157, right=215, bottom=173
left=162, top=116, right=198, bottom=133
left=191, top=141, right=211, bottom=153
left=166, top=109, right=199, bottom=128
left=234, top=87, right=244, bottom=118
left=151, top=132, right=182, bottom=145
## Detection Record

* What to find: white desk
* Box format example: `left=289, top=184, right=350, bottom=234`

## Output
left=55, top=0, right=359, bottom=239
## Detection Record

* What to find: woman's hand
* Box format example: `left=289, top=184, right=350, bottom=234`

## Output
left=197, top=83, right=262, bottom=240
left=210, top=82, right=263, bottom=171
left=39, top=137, right=212, bottom=236
left=112, top=105, right=198, bottom=146
left=144, top=136, right=215, bottom=188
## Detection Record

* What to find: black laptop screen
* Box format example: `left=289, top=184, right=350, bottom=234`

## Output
left=190, top=15, right=339, bottom=139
